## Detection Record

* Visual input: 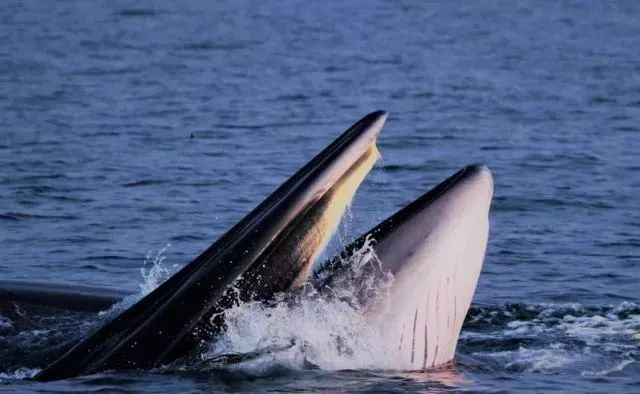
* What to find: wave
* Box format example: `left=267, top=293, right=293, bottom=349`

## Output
left=460, top=302, right=639, bottom=375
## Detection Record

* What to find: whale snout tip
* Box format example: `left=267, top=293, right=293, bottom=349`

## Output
left=465, top=164, right=492, bottom=178
left=464, top=164, right=494, bottom=202
left=368, top=109, right=388, bottom=120
left=363, top=110, right=388, bottom=139
left=374, top=110, right=389, bottom=121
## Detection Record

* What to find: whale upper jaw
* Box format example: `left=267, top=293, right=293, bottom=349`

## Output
left=34, top=111, right=387, bottom=382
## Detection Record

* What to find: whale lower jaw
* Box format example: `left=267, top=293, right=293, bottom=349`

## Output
left=374, top=165, right=492, bottom=369
left=374, top=202, right=488, bottom=370
left=314, top=165, right=493, bottom=370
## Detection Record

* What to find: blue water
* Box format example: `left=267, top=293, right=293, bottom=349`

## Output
left=1, top=0, right=639, bottom=392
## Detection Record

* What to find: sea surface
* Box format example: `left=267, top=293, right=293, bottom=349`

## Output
left=1, top=0, right=639, bottom=392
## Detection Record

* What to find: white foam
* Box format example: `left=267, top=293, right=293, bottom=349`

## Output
left=0, top=314, right=13, bottom=331
left=206, top=294, right=390, bottom=371
left=465, top=302, right=640, bottom=375
left=0, top=368, right=39, bottom=380
left=581, top=359, right=635, bottom=377
left=204, top=237, right=402, bottom=371
left=479, top=346, right=573, bottom=373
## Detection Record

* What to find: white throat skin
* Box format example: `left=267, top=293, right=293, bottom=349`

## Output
left=370, top=166, right=493, bottom=370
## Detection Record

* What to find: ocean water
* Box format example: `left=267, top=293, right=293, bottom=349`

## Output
left=1, top=0, right=639, bottom=392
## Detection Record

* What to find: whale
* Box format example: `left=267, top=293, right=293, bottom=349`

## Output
left=313, top=164, right=493, bottom=369
left=31, top=111, right=387, bottom=381
left=8, top=163, right=492, bottom=376
left=2, top=111, right=492, bottom=380
left=0, top=280, right=130, bottom=312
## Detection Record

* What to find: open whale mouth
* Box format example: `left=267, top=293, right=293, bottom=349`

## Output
left=315, top=164, right=493, bottom=277
left=16, top=110, right=494, bottom=380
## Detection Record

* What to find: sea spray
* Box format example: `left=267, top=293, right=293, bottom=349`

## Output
left=201, top=237, right=401, bottom=371
left=99, top=244, right=180, bottom=319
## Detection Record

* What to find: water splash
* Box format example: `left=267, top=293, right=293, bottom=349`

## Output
left=99, top=244, right=180, bottom=318
left=205, top=292, right=388, bottom=371
left=201, top=236, right=399, bottom=372
left=201, top=289, right=639, bottom=377
left=139, top=243, right=178, bottom=296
